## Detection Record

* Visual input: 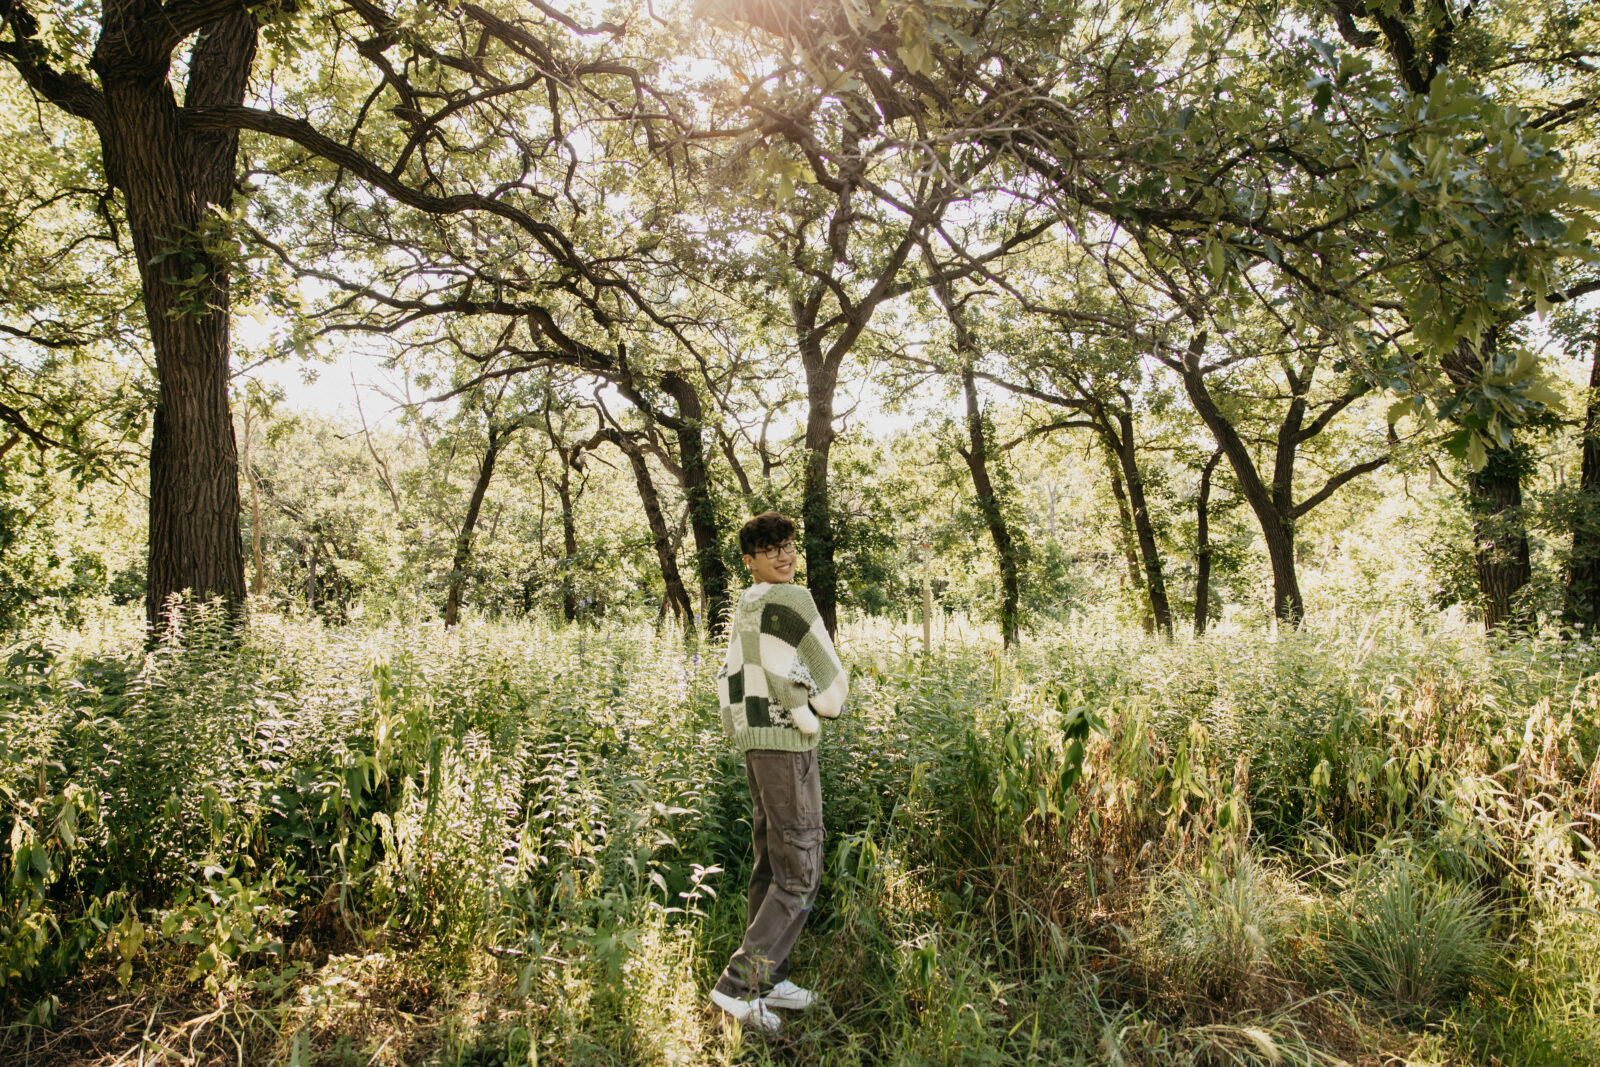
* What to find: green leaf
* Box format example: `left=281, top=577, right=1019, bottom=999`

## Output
left=1522, top=379, right=1566, bottom=413
left=898, top=37, right=931, bottom=76
left=1205, top=240, right=1227, bottom=283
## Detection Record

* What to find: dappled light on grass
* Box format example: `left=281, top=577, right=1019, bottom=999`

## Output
left=2, top=607, right=1599, bottom=1062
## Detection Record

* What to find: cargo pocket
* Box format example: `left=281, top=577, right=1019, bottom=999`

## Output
left=776, top=825, right=825, bottom=897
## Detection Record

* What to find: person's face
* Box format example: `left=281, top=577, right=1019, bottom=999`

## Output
left=744, top=538, right=798, bottom=584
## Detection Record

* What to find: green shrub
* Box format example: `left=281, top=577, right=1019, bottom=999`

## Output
left=1141, top=855, right=1300, bottom=1007
left=1323, top=851, right=1497, bottom=1019
left=6, top=607, right=1600, bottom=1065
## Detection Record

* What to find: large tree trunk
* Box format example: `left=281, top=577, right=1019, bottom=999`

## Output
left=445, top=429, right=506, bottom=626
left=1470, top=446, right=1534, bottom=631
left=800, top=344, right=840, bottom=637
left=960, top=367, right=1022, bottom=646
left=659, top=373, right=727, bottom=632
left=1109, top=411, right=1173, bottom=637
left=610, top=430, right=696, bottom=627
left=1442, top=329, right=1533, bottom=631
left=1194, top=450, right=1222, bottom=637
left=88, top=12, right=258, bottom=628
left=1177, top=335, right=1304, bottom=623
left=1565, top=339, right=1600, bottom=631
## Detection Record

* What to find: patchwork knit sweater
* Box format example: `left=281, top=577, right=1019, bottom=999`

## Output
left=717, top=582, right=848, bottom=753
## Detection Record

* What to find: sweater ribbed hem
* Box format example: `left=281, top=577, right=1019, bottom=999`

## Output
left=730, top=726, right=819, bottom=753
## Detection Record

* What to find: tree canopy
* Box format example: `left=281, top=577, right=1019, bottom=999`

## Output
left=0, top=0, right=1594, bottom=634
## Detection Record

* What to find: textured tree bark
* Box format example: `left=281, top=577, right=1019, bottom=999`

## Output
left=609, top=430, right=696, bottom=627
left=1108, top=411, right=1172, bottom=637
left=445, top=430, right=506, bottom=626
left=1194, top=450, right=1222, bottom=637
left=800, top=341, right=840, bottom=637
left=960, top=367, right=1022, bottom=646
left=304, top=543, right=317, bottom=612
left=241, top=406, right=267, bottom=596
left=78, top=10, right=259, bottom=628
left=1565, top=340, right=1600, bottom=630
left=1106, top=453, right=1154, bottom=634
left=1469, top=445, right=1534, bottom=631
left=1177, top=336, right=1305, bottom=623
left=555, top=462, right=579, bottom=622
left=1440, top=328, right=1533, bottom=631
left=659, top=372, right=727, bottom=632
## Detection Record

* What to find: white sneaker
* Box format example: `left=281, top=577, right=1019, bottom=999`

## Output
left=764, top=980, right=816, bottom=1010
left=710, top=989, right=782, bottom=1033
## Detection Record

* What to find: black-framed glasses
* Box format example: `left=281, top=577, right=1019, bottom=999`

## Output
left=758, top=540, right=798, bottom=561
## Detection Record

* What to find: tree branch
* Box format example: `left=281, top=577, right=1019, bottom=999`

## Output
left=182, top=102, right=693, bottom=345
left=997, top=418, right=1099, bottom=451
left=1292, top=454, right=1390, bottom=519
left=0, top=398, right=60, bottom=450
left=0, top=0, right=108, bottom=125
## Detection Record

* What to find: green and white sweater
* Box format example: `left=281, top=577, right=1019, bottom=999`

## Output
left=717, top=582, right=849, bottom=752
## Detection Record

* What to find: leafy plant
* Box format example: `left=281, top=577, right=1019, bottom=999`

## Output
left=1324, top=850, right=1498, bottom=1019
left=1143, top=855, right=1300, bottom=1006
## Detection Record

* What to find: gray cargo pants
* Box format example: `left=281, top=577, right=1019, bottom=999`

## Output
left=713, top=748, right=824, bottom=999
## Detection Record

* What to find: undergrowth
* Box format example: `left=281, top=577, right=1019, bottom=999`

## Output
left=1, top=606, right=1597, bottom=1065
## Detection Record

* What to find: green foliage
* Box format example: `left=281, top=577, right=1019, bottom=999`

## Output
left=0, top=458, right=129, bottom=629
left=6, top=571, right=1600, bottom=1060
left=1141, top=856, right=1301, bottom=1007
left=1322, top=849, right=1498, bottom=1020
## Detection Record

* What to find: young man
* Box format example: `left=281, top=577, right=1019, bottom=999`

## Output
left=710, top=511, right=849, bottom=1034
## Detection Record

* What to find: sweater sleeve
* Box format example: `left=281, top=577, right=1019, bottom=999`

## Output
left=774, top=585, right=848, bottom=720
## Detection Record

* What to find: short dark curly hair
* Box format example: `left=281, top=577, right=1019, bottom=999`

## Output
left=738, top=511, right=797, bottom=556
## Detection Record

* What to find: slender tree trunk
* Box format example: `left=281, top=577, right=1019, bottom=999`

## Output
left=1470, top=445, right=1534, bottom=631
left=555, top=464, right=578, bottom=622
left=445, top=430, right=505, bottom=626
left=960, top=367, right=1022, bottom=646
left=86, top=12, right=258, bottom=628
left=611, top=430, right=695, bottom=626
left=1177, top=335, right=1304, bottom=623
left=1109, top=411, right=1172, bottom=636
left=659, top=373, right=727, bottom=631
left=719, top=428, right=756, bottom=503
left=1106, top=453, right=1153, bottom=633
left=305, top=542, right=317, bottom=611
left=1565, top=338, right=1600, bottom=630
left=1194, top=450, right=1222, bottom=637
left=800, top=345, right=840, bottom=637
left=241, top=407, right=266, bottom=596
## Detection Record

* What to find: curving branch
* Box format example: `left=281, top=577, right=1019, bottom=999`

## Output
left=0, top=397, right=60, bottom=450
left=185, top=104, right=580, bottom=255
left=1291, top=454, right=1391, bottom=519
left=0, top=0, right=108, bottom=125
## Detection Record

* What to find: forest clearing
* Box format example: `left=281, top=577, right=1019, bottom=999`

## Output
left=3, top=0, right=1600, bottom=1062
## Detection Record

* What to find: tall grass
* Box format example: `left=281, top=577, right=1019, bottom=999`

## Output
left=0, top=606, right=1596, bottom=1064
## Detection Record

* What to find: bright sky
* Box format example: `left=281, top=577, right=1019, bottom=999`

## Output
left=253, top=350, right=403, bottom=421
left=234, top=308, right=419, bottom=426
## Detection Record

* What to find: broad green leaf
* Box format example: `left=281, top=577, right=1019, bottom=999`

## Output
left=1466, top=432, right=1487, bottom=471
left=1522, top=378, right=1566, bottom=413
